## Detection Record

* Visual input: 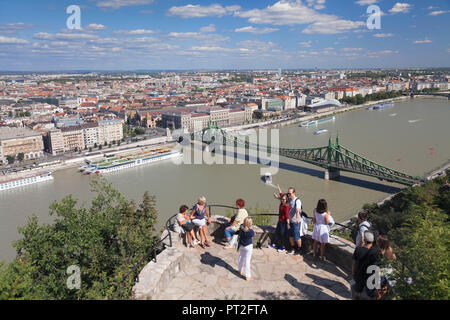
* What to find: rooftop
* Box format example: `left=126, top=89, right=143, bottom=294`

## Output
left=0, top=126, right=42, bottom=141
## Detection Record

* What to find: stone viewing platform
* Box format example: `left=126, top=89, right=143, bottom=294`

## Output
left=132, top=216, right=354, bottom=300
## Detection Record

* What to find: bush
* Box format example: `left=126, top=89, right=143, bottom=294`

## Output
left=0, top=179, right=159, bottom=299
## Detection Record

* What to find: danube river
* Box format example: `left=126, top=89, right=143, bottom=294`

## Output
left=1, top=98, right=449, bottom=261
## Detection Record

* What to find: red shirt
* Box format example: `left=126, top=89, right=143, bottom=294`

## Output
left=279, top=192, right=290, bottom=222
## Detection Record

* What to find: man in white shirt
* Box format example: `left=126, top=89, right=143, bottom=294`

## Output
left=286, top=187, right=303, bottom=254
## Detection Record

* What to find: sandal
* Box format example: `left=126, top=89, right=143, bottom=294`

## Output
left=204, top=241, right=211, bottom=247
left=199, top=243, right=205, bottom=249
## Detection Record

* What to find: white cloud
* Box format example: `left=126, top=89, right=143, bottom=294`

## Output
left=200, top=24, right=216, bottom=33
left=0, top=22, right=32, bottom=34
left=355, top=0, right=378, bottom=5
left=373, top=33, right=394, bottom=38
left=112, top=29, right=158, bottom=35
left=305, top=0, right=326, bottom=10
left=414, top=39, right=432, bottom=44
left=84, top=24, right=107, bottom=31
left=234, top=26, right=279, bottom=34
left=389, top=3, right=412, bottom=14
left=341, top=47, right=363, bottom=51
left=235, top=1, right=364, bottom=34
left=167, top=4, right=241, bottom=18
left=0, top=35, right=29, bottom=44
left=33, top=32, right=99, bottom=41
left=299, top=40, right=312, bottom=47
left=97, top=0, right=154, bottom=10
left=303, top=19, right=365, bottom=34
left=429, top=10, right=449, bottom=16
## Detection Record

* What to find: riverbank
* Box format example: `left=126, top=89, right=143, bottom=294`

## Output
left=224, top=95, right=411, bottom=132
left=0, top=137, right=176, bottom=183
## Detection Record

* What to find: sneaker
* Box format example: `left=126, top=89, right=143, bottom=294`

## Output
left=269, top=243, right=277, bottom=249
left=294, top=250, right=302, bottom=255
left=286, top=249, right=294, bottom=255
left=189, top=243, right=194, bottom=248
left=193, top=240, right=200, bottom=245
left=277, top=246, right=285, bottom=253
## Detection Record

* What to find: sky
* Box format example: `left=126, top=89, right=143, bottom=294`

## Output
left=0, top=0, right=449, bottom=71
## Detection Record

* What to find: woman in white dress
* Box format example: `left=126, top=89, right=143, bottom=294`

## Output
left=311, top=199, right=330, bottom=261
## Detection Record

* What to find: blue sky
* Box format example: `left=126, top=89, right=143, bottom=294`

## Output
left=0, top=0, right=449, bottom=71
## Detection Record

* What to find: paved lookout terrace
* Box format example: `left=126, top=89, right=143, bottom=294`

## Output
left=133, top=216, right=354, bottom=300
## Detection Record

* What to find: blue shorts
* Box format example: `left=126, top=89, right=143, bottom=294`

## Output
left=224, top=223, right=236, bottom=239
left=289, top=222, right=301, bottom=241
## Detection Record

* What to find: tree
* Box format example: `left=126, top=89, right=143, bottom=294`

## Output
left=0, top=179, right=159, bottom=299
left=134, top=127, right=145, bottom=135
left=389, top=205, right=449, bottom=300
left=6, top=155, right=15, bottom=164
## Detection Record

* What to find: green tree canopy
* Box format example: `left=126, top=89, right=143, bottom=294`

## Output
left=0, top=179, right=159, bottom=299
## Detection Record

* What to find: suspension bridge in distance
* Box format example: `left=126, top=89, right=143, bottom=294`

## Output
left=190, top=124, right=422, bottom=186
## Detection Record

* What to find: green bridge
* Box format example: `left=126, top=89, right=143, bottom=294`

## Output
left=191, top=125, right=422, bottom=186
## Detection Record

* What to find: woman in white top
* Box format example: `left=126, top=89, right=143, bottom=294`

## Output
left=311, top=199, right=330, bottom=261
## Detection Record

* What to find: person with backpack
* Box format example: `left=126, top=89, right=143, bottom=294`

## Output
left=269, top=185, right=290, bottom=253
left=351, top=231, right=382, bottom=300
left=237, top=217, right=255, bottom=281
left=286, top=187, right=303, bottom=255
left=311, top=199, right=331, bottom=261
left=355, top=210, right=372, bottom=247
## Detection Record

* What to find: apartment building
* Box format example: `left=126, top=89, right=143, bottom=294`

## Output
left=209, top=107, right=229, bottom=127
left=46, top=119, right=123, bottom=154
left=46, top=128, right=64, bottom=155
left=60, top=125, right=85, bottom=152
left=0, top=126, right=44, bottom=164
left=98, top=119, right=123, bottom=145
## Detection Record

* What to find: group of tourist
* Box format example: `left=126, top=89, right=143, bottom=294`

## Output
left=175, top=196, right=255, bottom=280
left=174, top=187, right=397, bottom=298
left=351, top=210, right=397, bottom=300
left=174, top=196, right=212, bottom=249
left=269, top=185, right=333, bottom=261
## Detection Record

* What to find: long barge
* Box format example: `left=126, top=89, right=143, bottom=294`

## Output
left=81, top=148, right=182, bottom=175
left=300, top=116, right=335, bottom=127
left=367, top=101, right=395, bottom=110
left=0, top=171, right=53, bottom=191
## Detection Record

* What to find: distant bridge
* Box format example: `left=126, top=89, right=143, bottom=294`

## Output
left=191, top=124, right=422, bottom=186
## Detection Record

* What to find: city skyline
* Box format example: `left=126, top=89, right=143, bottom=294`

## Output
left=0, top=0, right=449, bottom=71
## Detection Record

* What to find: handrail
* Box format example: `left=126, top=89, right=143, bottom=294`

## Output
left=207, top=204, right=352, bottom=231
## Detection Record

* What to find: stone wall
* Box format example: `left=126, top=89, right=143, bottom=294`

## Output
left=132, top=230, right=185, bottom=300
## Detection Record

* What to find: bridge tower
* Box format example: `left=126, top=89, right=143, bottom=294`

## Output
left=324, top=135, right=340, bottom=181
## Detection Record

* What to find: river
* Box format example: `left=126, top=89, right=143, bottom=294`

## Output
left=1, top=98, right=449, bottom=261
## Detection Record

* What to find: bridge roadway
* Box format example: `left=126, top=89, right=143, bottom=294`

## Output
left=154, top=239, right=352, bottom=300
